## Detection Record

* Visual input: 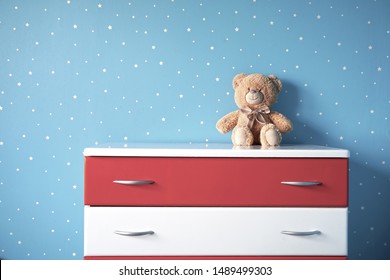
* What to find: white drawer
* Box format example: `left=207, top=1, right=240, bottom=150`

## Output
left=84, top=207, right=347, bottom=256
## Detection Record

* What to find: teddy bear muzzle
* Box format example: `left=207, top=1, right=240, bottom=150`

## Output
left=245, top=90, right=264, bottom=105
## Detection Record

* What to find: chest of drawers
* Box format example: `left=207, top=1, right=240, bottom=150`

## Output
left=83, top=143, right=349, bottom=260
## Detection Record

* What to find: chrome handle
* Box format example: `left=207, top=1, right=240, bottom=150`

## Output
left=114, top=230, right=155, bottom=236
left=281, top=181, right=322, bottom=186
left=281, top=230, right=321, bottom=236
left=113, top=180, right=155, bottom=185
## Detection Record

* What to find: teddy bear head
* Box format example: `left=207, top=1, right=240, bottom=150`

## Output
left=232, top=73, right=282, bottom=110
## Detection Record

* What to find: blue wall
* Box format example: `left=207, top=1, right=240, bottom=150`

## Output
left=0, top=0, right=389, bottom=259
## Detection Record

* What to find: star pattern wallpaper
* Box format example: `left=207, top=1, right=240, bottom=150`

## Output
left=0, top=0, right=389, bottom=259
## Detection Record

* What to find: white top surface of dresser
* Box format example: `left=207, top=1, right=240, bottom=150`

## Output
left=83, top=143, right=349, bottom=158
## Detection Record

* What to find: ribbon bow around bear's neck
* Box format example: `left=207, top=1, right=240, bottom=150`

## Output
left=240, top=104, right=271, bottom=128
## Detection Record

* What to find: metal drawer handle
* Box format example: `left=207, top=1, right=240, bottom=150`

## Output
left=114, top=230, right=155, bottom=236
left=113, top=180, right=155, bottom=185
left=281, top=230, right=321, bottom=236
left=281, top=181, right=322, bottom=186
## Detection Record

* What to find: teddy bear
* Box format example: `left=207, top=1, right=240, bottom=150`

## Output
left=216, top=73, right=292, bottom=146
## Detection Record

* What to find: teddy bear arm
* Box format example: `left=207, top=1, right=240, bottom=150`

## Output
left=269, top=112, right=293, bottom=133
left=216, top=110, right=240, bottom=134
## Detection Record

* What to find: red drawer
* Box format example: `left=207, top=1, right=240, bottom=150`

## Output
left=84, top=157, right=348, bottom=207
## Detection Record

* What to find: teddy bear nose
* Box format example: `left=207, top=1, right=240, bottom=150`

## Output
left=249, top=90, right=258, bottom=98
left=250, top=90, right=263, bottom=99
left=246, top=90, right=264, bottom=104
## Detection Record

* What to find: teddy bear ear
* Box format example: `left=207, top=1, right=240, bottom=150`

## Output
left=268, top=75, right=282, bottom=93
left=233, top=73, right=246, bottom=89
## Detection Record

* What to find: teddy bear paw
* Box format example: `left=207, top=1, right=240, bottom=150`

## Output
left=260, top=124, right=282, bottom=146
left=232, top=127, right=254, bottom=146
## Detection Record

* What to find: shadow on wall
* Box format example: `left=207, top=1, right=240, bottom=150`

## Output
left=277, top=79, right=299, bottom=123
left=273, top=79, right=390, bottom=259
left=347, top=160, right=390, bottom=259
left=273, top=79, right=327, bottom=145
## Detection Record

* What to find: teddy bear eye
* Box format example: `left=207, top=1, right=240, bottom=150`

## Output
left=248, top=88, right=262, bottom=94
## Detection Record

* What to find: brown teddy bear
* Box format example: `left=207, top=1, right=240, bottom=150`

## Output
left=216, top=73, right=293, bottom=146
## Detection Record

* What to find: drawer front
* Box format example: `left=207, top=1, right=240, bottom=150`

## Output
left=84, top=207, right=347, bottom=256
left=84, top=157, right=348, bottom=206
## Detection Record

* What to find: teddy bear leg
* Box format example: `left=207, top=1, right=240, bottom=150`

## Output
left=232, top=126, right=254, bottom=146
left=260, top=124, right=282, bottom=146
